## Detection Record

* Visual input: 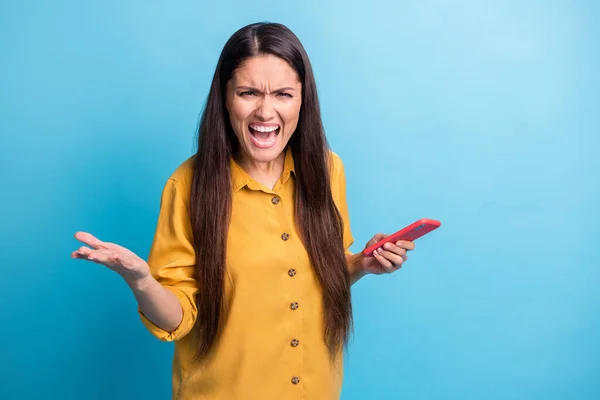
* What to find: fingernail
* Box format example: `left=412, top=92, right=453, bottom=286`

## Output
left=384, top=243, right=393, bottom=250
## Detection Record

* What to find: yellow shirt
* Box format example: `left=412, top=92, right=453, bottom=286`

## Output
left=139, top=148, right=354, bottom=400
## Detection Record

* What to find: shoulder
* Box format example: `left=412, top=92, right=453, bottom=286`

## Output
left=326, top=150, right=349, bottom=199
left=161, top=155, right=196, bottom=203
left=327, top=150, right=345, bottom=178
left=169, top=154, right=196, bottom=185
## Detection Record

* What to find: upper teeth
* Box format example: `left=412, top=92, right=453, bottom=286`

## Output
left=250, top=124, right=279, bottom=132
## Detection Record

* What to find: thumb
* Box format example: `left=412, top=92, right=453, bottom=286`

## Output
left=367, top=233, right=388, bottom=246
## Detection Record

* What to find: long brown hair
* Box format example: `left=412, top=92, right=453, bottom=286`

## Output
left=190, top=22, right=352, bottom=361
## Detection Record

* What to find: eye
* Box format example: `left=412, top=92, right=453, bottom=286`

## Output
left=277, top=93, right=293, bottom=98
left=239, top=91, right=257, bottom=97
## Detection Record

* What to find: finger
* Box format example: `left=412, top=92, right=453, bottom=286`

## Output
left=74, top=232, right=110, bottom=250
left=72, top=246, right=92, bottom=259
left=395, top=240, right=415, bottom=251
left=72, top=250, right=87, bottom=259
left=84, top=249, right=122, bottom=266
left=72, top=247, right=98, bottom=261
left=383, top=243, right=408, bottom=261
left=368, top=233, right=388, bottom=246
left=376, top=248, right=405, bottom=268
left=373, top=249, right=395, bottom=272
left=70, top=245, right=112, bottom=264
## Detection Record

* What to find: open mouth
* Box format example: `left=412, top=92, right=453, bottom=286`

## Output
left=248, top=124, right=280, bottom=149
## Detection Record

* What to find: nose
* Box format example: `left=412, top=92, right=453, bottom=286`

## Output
left=254, top=95, right=276, bottom=121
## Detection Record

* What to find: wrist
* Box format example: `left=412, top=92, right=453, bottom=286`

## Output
left=347, top=253, right=367, bottom=284
left=126, top=273, right=153, bottom=292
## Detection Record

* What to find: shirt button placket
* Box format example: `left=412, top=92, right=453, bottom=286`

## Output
left=289, top=297, right=301, bottom=383
left=278, top=205, right=301, bottom=389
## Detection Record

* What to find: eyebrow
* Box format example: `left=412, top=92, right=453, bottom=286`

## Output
left=235, top=86, right=298, bottom=92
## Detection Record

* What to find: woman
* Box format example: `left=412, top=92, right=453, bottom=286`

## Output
left=72, top=22, right=415, bottom=400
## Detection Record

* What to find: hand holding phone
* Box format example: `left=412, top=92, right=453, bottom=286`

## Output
left=362, top=218, right=441, bottom=257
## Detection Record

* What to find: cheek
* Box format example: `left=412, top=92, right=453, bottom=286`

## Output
left=228, top=101, right=252, bottom=131
left=283, top=103, right=302, bottom=131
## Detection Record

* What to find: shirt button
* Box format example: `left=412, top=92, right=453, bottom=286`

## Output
left=271, top=196, right=280, bottom=205
left=291, top=376, right=300, bottom=384
left=290, top=302, right=299, bottom=310
left=281, top=232, right=290, bottom=241
left=288, top=269, right=296, bottom=277
left=291, top=339, right=299, bottom=347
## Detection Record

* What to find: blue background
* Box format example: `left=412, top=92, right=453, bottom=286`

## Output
left=1, top=0, right=598, bottom=399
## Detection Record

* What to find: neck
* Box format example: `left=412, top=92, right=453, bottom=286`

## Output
left=235, top=149, right=286, bottom=190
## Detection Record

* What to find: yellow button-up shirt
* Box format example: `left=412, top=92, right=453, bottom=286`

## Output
left=139, top=148, right=354, bottom=399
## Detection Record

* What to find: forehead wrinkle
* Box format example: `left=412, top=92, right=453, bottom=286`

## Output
left=233, top=64, right=300, bottom=93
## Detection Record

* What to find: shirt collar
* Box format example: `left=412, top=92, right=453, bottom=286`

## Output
left=230, top=147, right=296, bottom=193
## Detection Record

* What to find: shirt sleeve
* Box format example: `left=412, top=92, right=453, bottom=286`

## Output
left=332, top=154, right=355, bottom=255
left=139, top=177, right=199, bottom=342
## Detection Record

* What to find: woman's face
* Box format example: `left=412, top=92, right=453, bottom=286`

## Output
left=225, top=54, right=302, bottom=164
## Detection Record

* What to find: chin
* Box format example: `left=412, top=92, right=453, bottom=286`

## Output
left=246, top=144, right=285, bottom=163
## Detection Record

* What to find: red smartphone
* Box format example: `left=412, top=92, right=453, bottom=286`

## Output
left=362, top=218, right=441, bottom=257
